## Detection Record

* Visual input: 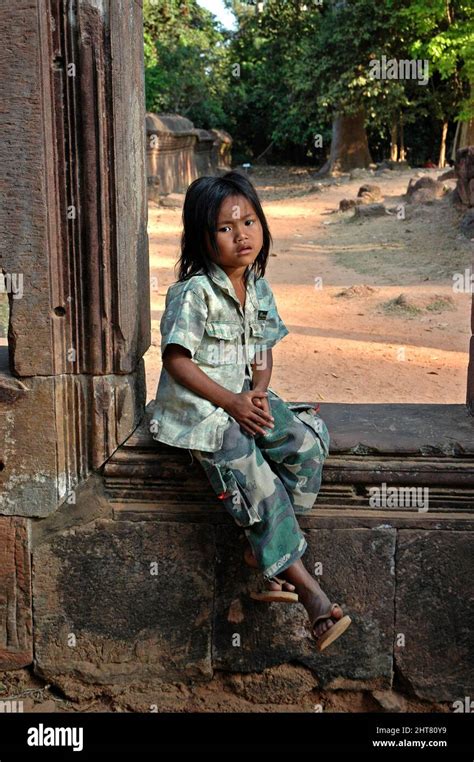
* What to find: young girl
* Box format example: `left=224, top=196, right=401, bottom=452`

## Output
left=151, top=170, right=351, bottom=652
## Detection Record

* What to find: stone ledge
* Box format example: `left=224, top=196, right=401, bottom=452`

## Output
left=110, top=505, right=474, bottom=529
left=103, top=402, right=474, bottom=511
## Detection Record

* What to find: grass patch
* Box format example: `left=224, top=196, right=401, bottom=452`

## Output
left=0, top=296, right=8, bottom=338
left=426, top=298, right=456, bottom=312
left=381, top=295, right=422, bottom=316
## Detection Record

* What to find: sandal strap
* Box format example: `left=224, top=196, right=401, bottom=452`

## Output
left=312, top=602, right=342, bottom=627
left=267, top=576, right=296, bottom=591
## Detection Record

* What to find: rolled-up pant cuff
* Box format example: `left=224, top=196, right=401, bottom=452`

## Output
left=262, top=535, right=308, bottom=580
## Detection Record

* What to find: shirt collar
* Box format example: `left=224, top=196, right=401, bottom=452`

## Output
left=206, top=260, right=258, bottom=310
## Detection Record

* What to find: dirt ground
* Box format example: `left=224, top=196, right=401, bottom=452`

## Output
left=145, top=165, right=472, bottom=406
left=0, top=666, right=453, bottom=713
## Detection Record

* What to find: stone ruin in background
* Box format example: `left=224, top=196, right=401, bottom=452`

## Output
left=145, top=113, right=233, bottom=201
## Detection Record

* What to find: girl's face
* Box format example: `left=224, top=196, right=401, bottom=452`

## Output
left=207, top=194, right=263, bottom=273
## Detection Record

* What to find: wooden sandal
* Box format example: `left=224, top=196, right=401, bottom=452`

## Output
left=311, top=603, right=352, bottom=652
left=244, top=544, right=299, bottom=602
left=250, top=576, right=299, bottom=603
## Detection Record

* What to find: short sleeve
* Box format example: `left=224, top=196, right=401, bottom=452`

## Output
left=160, top=287, right=208, bottom=359
left=259, top=280, right=289, bottom=349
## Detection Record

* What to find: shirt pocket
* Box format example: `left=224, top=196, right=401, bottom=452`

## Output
left=195, top=321, right=242, bottom=366
left=286, top=403, right=330, bottom=459
left=251, top=297, right=285, bottom=349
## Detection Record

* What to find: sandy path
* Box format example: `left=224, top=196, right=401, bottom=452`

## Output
left=145, top=167, right=472, bottom=405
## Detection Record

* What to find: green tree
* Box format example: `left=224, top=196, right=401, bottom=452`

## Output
left=392, top=0, right=474, bottom=165
left=143, top=0, right=231, bottom=129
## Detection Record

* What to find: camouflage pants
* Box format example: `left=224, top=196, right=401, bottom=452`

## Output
left=189, top=378, right=330, bottom=581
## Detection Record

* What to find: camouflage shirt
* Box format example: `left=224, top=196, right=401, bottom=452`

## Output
left=150, top=260, right=289, bottom=451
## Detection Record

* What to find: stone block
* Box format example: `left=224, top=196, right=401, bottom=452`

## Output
left=213, top=526, right=396, bottom=690
left=32, top=518, right=215, bottom=685
left=395, top=530, right=474, bottom=702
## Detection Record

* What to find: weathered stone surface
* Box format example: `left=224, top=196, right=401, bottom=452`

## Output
left=406, top=175, right=446, bottom=204
left=0, top=0, right=150, bottom=377
left=353, top=203, right=387, bottom=218
left=320, top=403, right=474, bottom=456
left=357, top=183, right=383, bottom=203
left=109, top=0, right=151, bottom=373
left=378, top=160, right=410, bottom=171
left=223, top=663, right=318, bottom=704
left=33, top=518, right=215, bottom=685
left=145, top=117, right=232, bottom=199
left=146, top=113, right=199, bottom=198
left=213, top=526, right=395, bottom=689
left=0, top=365, right=146, bottom=515
left=0, top=0, right=149, bottom=515
left=210, top=128, right=233, bottom=172
left=460, top=208, right=474, bottom=238
left=0, top=1, right=54, bottom=373
left=395, top=530, right=474, bottom=702
left=194, top=128, right=216, bottom=176
left=350, top=168, right=371, bottom=180
left=339, top=198, right=360, bottom=211
left=102, top=402, right=474, bottom=512
left=371, top=689, right=407, bottom=712
left=455, top=146, right=474, bottom=207
left=439, top=168, right=456, bottom=181
left=0, top=517, right=32, bottom=668
left=30, top=474, right=113, bottom=549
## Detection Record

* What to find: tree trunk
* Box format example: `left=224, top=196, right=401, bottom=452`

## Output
left=319, top=110, right=372, bottom=175
left=438, top=120, right=448, bottom=168
left=399, top=117, right=406, bottom=162
left=390, top=119, right=398, bottom=162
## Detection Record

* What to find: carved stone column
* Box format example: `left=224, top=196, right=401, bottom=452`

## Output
left=0, top=0, right=150, bottom=669
left=0, top=2, right=149, bottom=512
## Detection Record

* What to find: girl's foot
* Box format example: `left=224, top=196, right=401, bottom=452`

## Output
left=244, top=545, right=296, bottom=593
left=264, top=576, right=297, bottom=593
left=298, top=582, right=344, bottom=638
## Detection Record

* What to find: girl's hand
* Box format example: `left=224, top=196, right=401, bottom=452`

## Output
left=225, top=391, right=275, bottom=437
left=252, top=393, right=272, bottom=426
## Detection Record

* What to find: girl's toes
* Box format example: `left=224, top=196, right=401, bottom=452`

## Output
left=314, top=619, right=334, bottom=638
left=266, top=580, right=281, bottom=591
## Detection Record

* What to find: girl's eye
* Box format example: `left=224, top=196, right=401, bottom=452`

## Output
left=217, top=218, right=255, bottom=233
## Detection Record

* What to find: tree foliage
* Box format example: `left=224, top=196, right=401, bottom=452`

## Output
left=143, top=0, right=231, bottom=128
left=144, top=0, right=474, bottom=165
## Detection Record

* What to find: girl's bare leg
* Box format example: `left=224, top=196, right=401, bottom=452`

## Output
left=278, top=559, right=343, bottom=637
left=244, top=545, right=296, bottom=591
left=245, top=545, right=343, bottom=634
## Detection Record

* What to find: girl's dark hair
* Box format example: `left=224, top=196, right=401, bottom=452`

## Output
left=177, top=170, right=272, bottom=282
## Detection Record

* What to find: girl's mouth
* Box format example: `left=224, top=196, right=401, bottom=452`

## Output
left=237, top=247, right=253, bottom=255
